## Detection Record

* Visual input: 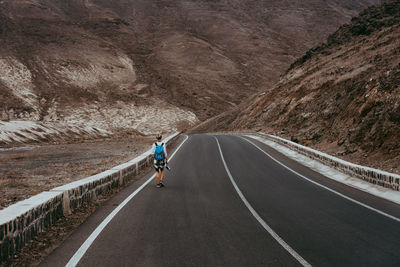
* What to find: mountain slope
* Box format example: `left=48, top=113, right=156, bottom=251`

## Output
left=197, top=0, right=400, bottom=173
left=0, top=0, right=382, bottom=143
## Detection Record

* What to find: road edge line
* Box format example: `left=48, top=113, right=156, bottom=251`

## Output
left=242, top=136, right=400, bottom=223
left=214, top=136, right=312, bottom=267
left=66, top=135, right=189, bottom=267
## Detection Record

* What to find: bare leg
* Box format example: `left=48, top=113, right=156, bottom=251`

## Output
left=160, top=169, right=165, bottom=183
left=156, top=170, right=160, bottom=184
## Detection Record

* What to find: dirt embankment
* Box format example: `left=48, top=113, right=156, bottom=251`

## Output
left=192, top=0, right=400, bottom=174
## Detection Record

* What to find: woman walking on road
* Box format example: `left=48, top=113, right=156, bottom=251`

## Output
left=152, top=134, right=168, bottom=188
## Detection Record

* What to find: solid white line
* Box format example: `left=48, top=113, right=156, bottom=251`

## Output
left=214, top=137, right=312, bottom=267
left=66, top=135, right=189, bottom=267
left=242, top=137, right=400, bottom=223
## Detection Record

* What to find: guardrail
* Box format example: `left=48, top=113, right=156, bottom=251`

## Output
left=0, top=132, right=180, bottom=263
left=255, top=132, right=400, bottom=191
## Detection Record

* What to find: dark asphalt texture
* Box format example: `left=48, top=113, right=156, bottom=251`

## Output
left=40, top=135, right=400, bottom=267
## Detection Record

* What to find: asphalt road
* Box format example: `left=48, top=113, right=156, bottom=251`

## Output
left=40, top=134, right=400, bottom=267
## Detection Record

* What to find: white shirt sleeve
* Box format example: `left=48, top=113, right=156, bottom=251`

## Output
left=151, top=143, right=156, bottom=155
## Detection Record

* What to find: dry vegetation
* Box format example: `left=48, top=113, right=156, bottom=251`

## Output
left=193, top=0, right=400, bottom=174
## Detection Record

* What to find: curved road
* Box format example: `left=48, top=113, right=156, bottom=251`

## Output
left=40, top=135, right=400, bottom=266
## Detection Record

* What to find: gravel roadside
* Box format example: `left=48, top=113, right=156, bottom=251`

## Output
left=0, top=136, right=153, bottom=209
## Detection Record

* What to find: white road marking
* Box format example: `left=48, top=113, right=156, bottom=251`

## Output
left=247, top=135, right=400, bottom=206
left=242, top=137, right=400, bottom=223
left=214, top=137, right=312, bottom=267
left=66, top=135, right=189, bottom=267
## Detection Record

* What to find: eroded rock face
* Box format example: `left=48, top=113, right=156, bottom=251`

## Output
left=208, top=1, right=400, bottom=173
left=0, top=0, right=381, bottom=142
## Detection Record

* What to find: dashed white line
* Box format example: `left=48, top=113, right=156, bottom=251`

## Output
left=214, top=137, right=312, bottom=267
left=66, top=135, right=189, bottom=267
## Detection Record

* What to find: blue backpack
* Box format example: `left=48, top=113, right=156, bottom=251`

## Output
left=154, top=143, right=165, bottom=160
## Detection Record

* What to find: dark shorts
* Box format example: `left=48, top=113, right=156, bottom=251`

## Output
left=154, top=159, right=166, bottom=172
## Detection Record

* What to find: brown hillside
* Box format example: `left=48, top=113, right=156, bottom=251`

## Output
left=0, top=0, right=382, bottom=141
left=196, top=0, right=400, bottom=173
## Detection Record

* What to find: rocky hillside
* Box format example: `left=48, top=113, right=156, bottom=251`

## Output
left=196, top=0, right=400, bottom=173
left=0, top=0, right=381, bottom=144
